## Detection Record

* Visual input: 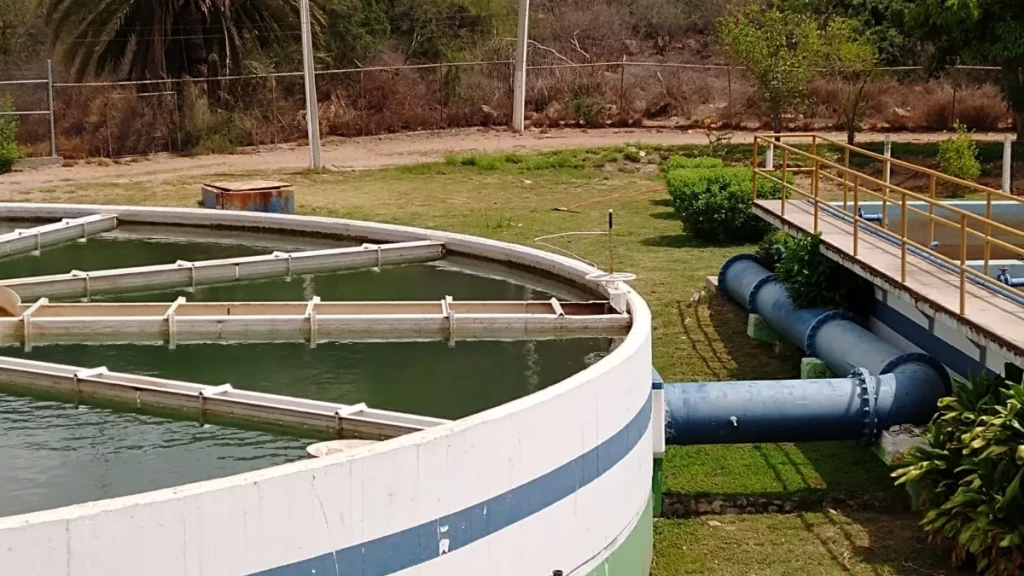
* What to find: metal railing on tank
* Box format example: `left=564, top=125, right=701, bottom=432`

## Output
left=751, top=133, right=1024, bottom=316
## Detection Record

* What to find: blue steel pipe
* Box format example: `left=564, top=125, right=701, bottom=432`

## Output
left=664, top=371, right=902, bottom=445
left=663, top=255, right=951, bottom=446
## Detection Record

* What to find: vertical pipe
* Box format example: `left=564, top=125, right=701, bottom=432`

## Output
left=1003, top=134, right=1013, bottom=194
left=299, top=0, right=322, bottom=169
left=812, top=159, right=820, bottom=233
left=766, top=144, right=774, bottom=170
left=901, top=194, right=908, bottom=282
left=853, top=176, right=860, bottom=257
left=46, top=60, right=56, bottom=158
left=929, top=175, right=937, bottom=246
left=512, top=0, right=530, bottom=132
left=960, top=213, right=968, bottom=315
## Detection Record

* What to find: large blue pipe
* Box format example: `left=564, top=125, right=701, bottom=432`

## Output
left=663, top=255, right=950, bottom=445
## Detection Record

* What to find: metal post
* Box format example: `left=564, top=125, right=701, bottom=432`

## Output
left=752, top=138, right=759, bottom=201
left=959, top=213, right=968, bottom=316
left=47, top=60, right=56, bottom=158
left=299, top=0, right=322, bottom=169
left=843, top=147, right=850, bottom=211
left=812, top=159, right=820, bottom=233
left=985, top=190, right=992, bottom=276
left=512, top=0, right=530, bottom=132
left=853, top=176, right=860, bottom=257
left=1003, top=134, right=1013, bottom=194
left=766, top=144, right=774, bottom=170
left=883, top=134, right=892, bottom=228
left=727, top=67, right=733, bottom=113
left=901, top=194, right=908, bottom=283
left=438, top=59, right=445, bottom=127
left=929, top=175, right=937, bottom=246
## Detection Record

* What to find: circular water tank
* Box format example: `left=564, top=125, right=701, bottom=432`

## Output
left=305, top=439, right=378, bottom=459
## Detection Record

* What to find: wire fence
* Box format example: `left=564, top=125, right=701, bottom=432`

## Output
left=0, top=58, right=1009, bottom=160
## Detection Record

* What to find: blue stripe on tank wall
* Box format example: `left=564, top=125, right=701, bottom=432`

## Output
left=254, top=394, right=653, bottom=576
left=873, top=298, right=993, bottom=380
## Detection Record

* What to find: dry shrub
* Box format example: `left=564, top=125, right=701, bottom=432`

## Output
left=954, top=85, right=1009, bottom=131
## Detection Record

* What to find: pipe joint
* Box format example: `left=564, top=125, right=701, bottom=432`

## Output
left=804, top=310, right=858, bottom=357
left=747, top=273, right=778, bottom=315
left=851, top=367, right=878, bottom=443
left=879, top=352, right=951, bottom=394
left=718, top=253, right=761, bottom=296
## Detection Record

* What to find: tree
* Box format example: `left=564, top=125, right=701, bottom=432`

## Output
left=321, top=0, right=389, bottom=68
left=41, top=0, right=308, bottom=80
left=780, top=0, right=917, bottom=66
left=907, top=0, right=1024, bottom=139
left=820, top=17, right=879, bottom=144
left=717, top=5, right=822, bottom=133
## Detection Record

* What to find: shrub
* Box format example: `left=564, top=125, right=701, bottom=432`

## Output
left=937, top=121, right=981, bottom=198
left=665, top=166, right=783, bottom=244
left=0, top=94, right=19, bottom=174
left=894, top=374, right=1024, bottom=576
left=660, top=156, right=724, bottom=174
left=774, top=233, right=874, bottom=316
left=756, top=229, right=793, bottom=270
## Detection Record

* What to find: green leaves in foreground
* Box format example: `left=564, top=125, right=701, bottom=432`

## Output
left=894, top=374, right=1024, bottom=575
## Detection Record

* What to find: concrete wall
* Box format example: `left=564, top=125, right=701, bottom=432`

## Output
left=869, top=284, right=1009, bottom=381
left=0, top=204, right=654, bottom=576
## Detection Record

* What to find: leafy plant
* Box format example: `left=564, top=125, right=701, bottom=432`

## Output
left=705, top=127, right=734, bottom=159
left=774, top=233, right=874, bottom=316
left=893, top=373, right=1024, bottom=576
left=756, top=229, right=794, bottom=270
left=717, top=6, right=822, bottom=133
left=937, top=122, right=982, bottom=198
left=665, top=166, right=784, bottom=243
left=0, top=93, right=19, bottom=174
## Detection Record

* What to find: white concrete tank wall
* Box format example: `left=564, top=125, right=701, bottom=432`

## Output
left=0, top=205, right=654, bottom=576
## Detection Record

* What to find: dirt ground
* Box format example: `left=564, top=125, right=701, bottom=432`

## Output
left=0, top=127, right=1013, bottom=193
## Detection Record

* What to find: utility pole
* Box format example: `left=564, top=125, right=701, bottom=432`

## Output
left=512, top=0, right=530, bottom=132
left=299, top=0, right=322, bottom=169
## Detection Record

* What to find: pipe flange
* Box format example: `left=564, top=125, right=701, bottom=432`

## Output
left=879, top=352, right=952, bottom=395
left=850, top=367, right=878, bottom=443
left=746, top=273, right=778, bottom=315
left=717, top=254, right=760, bottom=297
left=803, top=310, right=858, bottom=357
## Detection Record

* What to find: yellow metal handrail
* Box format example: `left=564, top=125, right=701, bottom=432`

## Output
left=752, top=134, right=1024, bottom=316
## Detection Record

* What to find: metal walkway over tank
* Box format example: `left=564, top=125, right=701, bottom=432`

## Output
left=751, top=133, right=1024, bottom=360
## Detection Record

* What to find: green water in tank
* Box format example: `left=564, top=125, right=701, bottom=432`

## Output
left=0, top=225, right=610, bottom=517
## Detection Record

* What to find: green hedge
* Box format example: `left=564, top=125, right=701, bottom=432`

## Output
left=665, top=165, right=784, bottom=244
left=894, top=374, right=1024, bottom=576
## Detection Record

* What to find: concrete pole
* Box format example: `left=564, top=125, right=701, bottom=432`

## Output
left=1003, top=134, right=1013, bottom=194
left=46, top=60, right=56, bottom=158
left=512, top=0, right=530, bottom=132
left=299, top=0, right=322, bottom=169
left=766, top=144, right=774, bottom=170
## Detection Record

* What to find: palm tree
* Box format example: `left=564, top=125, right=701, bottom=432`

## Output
left=41, top=0, right=309, bottom=80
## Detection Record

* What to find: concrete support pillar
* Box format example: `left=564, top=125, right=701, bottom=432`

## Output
left=512, top=0, right=530, bottom=132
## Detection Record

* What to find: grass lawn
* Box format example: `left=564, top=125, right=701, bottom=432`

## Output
left=1, top=144, right=957, bottom=574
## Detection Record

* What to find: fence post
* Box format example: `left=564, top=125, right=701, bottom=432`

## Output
left=512, top=0, right=530, bottom=132
left=47, top=60, right=56, bottom=158
left=727, top=67, right=733, bottom=115
left=1003, top=134, right=1013, bottom=194
left=883, top=134, right=892, bottom=228
left=438, top=59, right=445, bottom=127
left=766, top=143, right=774, bottom=170
left=619, top=55, right=626, bottom=113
